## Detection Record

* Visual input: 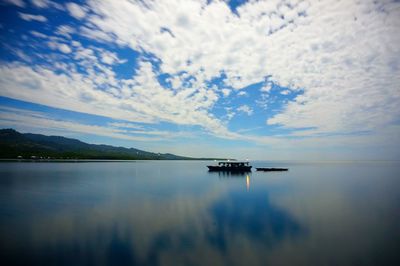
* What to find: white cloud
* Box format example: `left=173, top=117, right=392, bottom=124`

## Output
left=82, top=0, right=400, bottom=138
left=260, top=82, right=272, bottom=93
left=99, top=50, right=126, bottom=65
left=108, top=122, right=144, bottom=130
left=221, top=88, right=231, bottom=97
left=30, top=0, right=63, bottom=10
left=31, top=0, right=64, bottom=10
left=237, top=105, right=253, bottom=116
left=12, top=49, right=31, bottom=62
left=224, top=107, right=235, bottom=121
left=1, top=0, right=400, bottom=153
left=79, top=26, right=114, bottom=43
left=18, top=12, right=47, bottom=22
left=30, top=0, right=48, bottom=8
left=0, top=55, right=235, bottom=139
left=2, top=0, right=25, bottom=8
left=58, top=43, right=72, bottom=53
left=0, top=106, right=184, bottom=142
left=237, top=91, right=247, bottom=97
left=66, top=2, right=86, bottom=19
left=47, top=41, right=72, bottom=54
left=256, top=93, right=269, bottom=110
left=30, top=30, right=47, bottom=38
left=169, top=76, right=182, bottom=90
left=56, top=25, right=75, bottom=38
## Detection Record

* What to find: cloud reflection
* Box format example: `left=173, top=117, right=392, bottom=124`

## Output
left=0, top=162, right=305, bottom=266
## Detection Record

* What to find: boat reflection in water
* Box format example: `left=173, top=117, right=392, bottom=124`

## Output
left=210, top=170, right=250, bottom=177
left=208, top=168, right=251, bottom=192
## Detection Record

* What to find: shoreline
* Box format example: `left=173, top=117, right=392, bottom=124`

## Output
left=0, top=158, right=222, bottom=162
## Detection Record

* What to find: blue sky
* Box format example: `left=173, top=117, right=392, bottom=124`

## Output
left=0, top=0, right=399, bottom=160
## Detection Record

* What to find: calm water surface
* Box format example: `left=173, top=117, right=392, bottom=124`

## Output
left=0, top=161, right=399, bottom=266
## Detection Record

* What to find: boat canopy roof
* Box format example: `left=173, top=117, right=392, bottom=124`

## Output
left=217, top=161, right=249, bottom=166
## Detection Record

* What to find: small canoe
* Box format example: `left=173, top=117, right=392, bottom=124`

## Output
left=256, top=168, right=288, bottom=171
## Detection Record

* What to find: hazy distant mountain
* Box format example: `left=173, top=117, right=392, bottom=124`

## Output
left=0, top=129, right=220, bottom=160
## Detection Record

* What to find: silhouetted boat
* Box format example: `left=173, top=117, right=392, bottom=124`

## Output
left=256, top=168, right=288, bottom=171
left=207, top=161, right=252, bottom=172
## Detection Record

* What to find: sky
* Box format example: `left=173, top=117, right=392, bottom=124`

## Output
left=0, top=0, right=399, bottom=160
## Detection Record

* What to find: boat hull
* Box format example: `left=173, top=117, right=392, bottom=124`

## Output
left=207, top=166, right=252, bottom=172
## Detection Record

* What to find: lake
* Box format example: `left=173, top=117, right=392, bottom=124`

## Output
left=0, top=161, right=399, bottom=266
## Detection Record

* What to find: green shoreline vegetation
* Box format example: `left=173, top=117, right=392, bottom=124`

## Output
left=0, top=129, right=227, bottom=161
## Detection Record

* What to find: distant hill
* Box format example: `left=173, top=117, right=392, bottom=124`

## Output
left=0, top=129, right=223, bottom=160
